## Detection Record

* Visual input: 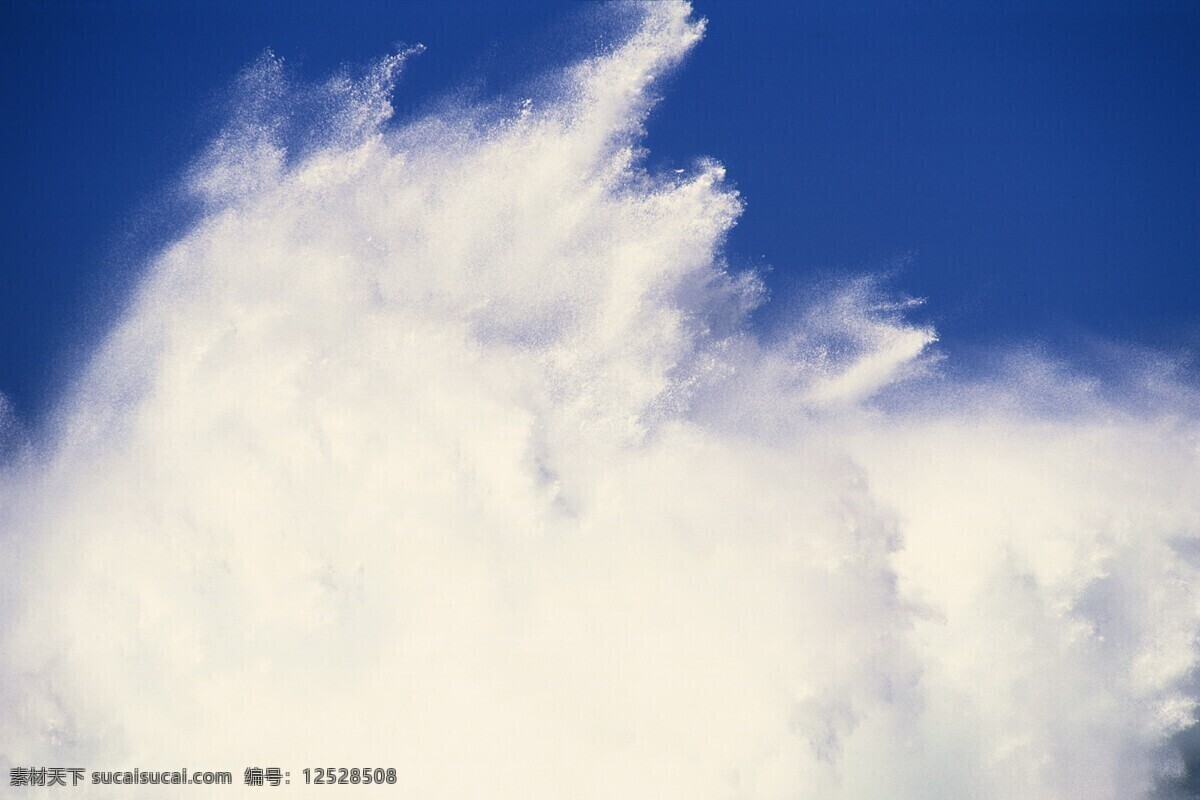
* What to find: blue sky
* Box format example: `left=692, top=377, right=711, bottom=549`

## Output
left=2, top=0, right=1197, bottom=418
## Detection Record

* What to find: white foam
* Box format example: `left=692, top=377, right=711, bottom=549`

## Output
left=2, top=3, right=1198, bottom=797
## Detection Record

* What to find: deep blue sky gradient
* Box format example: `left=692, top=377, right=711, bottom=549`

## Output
left=2, top=0, right=1197, bottom=418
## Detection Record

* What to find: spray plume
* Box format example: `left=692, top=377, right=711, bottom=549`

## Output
left=2, top=3, right=1198, bottom=797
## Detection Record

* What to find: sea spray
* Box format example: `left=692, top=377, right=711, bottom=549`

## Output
left=1, top=3, right=1198, bottom=798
